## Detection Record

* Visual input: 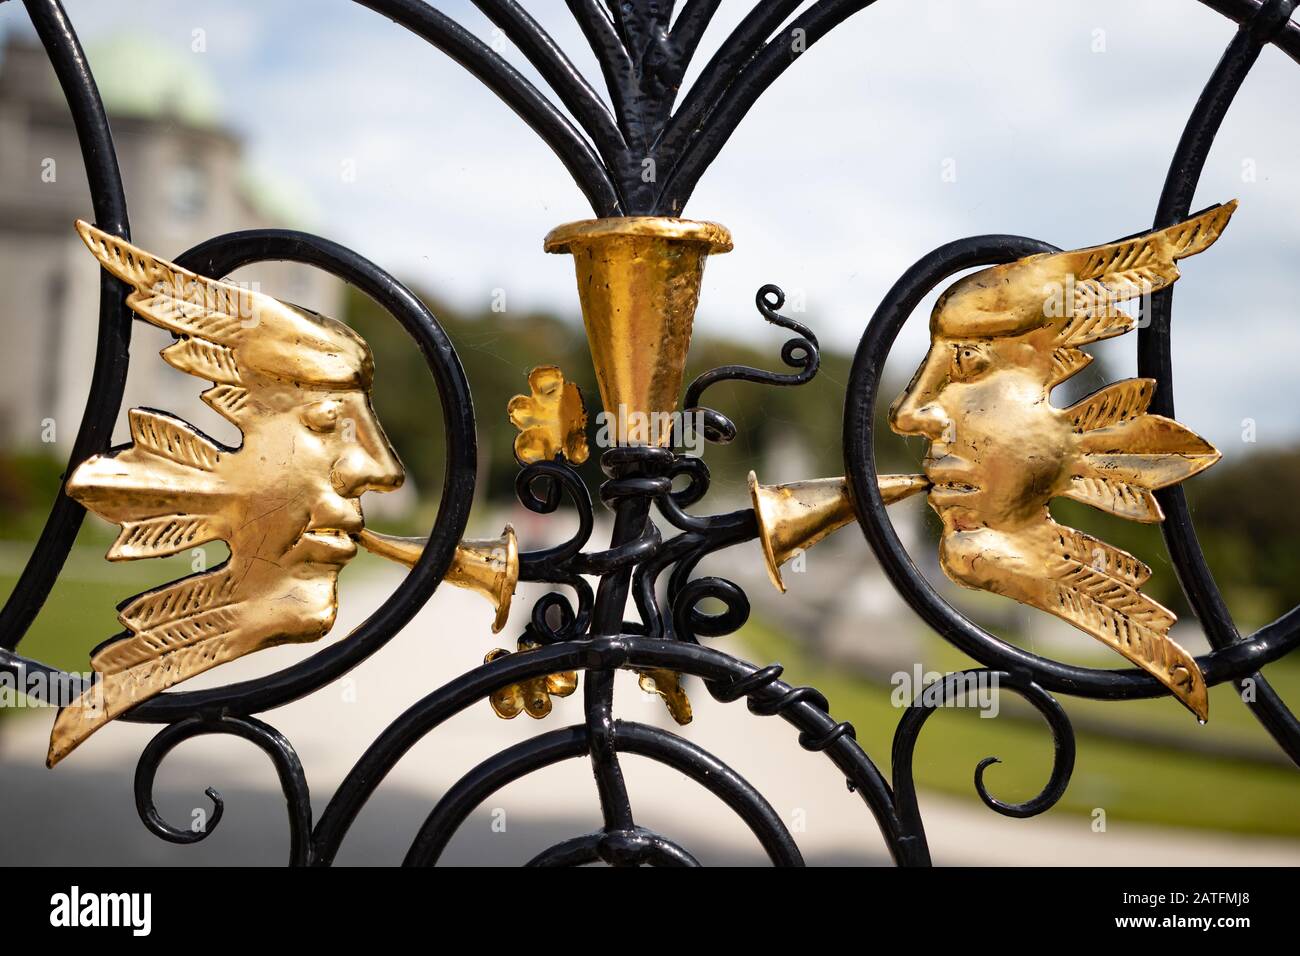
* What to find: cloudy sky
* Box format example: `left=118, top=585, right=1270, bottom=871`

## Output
left=7, top=0, right=1299, bottom=456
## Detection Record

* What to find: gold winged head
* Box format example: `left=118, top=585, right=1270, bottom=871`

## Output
left=47, top=221, right=405, bottom=766
left=891, top=203, right=1235, bottom=721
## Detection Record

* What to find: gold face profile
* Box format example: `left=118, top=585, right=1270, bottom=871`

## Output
left=890, top=203, right=1235, bottom=721
left=48, top=222, right=404, bottom=766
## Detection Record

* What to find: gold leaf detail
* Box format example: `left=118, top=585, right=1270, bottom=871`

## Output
left=1067, top=379, right=1154, bottom=431
left=1055, top=310, right=1136, bottom=349
left=1047, top=347, right=1093, bottom=389
left=507, top=365, right=588, bottom=464
left=637, top=668, right=693, bottom=725
left=485, top=641, right=578, bottom=719
left=118, top=571, right=238, bottom=633
left=1063, top=476, right=1163, bottom=522
left=128, top=409, right=223, bottom=471
left=93, top=604, right=240, bottom=672
left=1053, top=526, right=1151, bottom=588
left=161, top=337, right=242, bottom=385
left=201, top=384, right=252, bottom=422
left=107, top=515, right=223, bottom=560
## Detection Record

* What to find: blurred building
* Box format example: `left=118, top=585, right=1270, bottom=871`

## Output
left=0, top=34, right=340, bottom=455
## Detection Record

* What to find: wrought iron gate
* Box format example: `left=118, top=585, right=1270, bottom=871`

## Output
left=1, top=0, right=1299, bottom=867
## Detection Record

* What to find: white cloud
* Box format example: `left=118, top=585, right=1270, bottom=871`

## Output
left=29, top=0, right=1300, bottom=449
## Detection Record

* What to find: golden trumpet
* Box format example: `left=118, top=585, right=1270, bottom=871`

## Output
left=357, top=526, right=519, bottom=633
left=747, top=472, right=929, bottom=592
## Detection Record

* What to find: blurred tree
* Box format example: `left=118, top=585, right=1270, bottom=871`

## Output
left=1184, top=446, right=1300, bottom=628
left=0, top=453, right=65, bottom=540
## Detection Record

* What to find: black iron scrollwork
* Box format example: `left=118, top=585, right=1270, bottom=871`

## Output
left=135, top=714, right=312, bottom=866
left=684, top=284, right=821, bottom=444
left=1, top=0, right=1297, bottom=868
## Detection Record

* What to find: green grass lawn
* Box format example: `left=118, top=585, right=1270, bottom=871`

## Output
left=0, top=562, right=154, bottom=723
left=735, top=617, right=1300, bottom=838
left=918, top=615, right=1300, bottom=753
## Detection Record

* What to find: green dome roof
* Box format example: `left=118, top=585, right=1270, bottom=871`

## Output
left=85, top=35, right=222, bottom=128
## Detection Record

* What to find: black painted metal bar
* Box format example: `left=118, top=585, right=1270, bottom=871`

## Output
left=566, top=0, right=636, bottom=137
left=668, top=0, right=724, bottom=70
left=311, top=636, right=910, bottom=865
left=0, top=0, right=131, bottom=650
left=655, top=0, right=878, bottom=213
left=613, top=721, right=804, bottom=865
left=404, top=718, right=802, bottom=866
left=404, top=726, right=589, bottom=866
left=1140, top=0, right=1300, bottom=763
left=1202, top=606, right=1300, bottom=679
left=1199, top=0, right=1300, bottom=63
left=654, top=0, right=802, bottom=165
left=312, top=638, right=612, bottom=865
left=579, top=449, right=662, bottom=844
left=603, top=0, right=711, bottom=150
left=525, top=833, right=606, bottom=865
left=527, top=828, right=701, bottom=866
left=134, top=715, right=312, bottom=866
left=354, top=0, right=622, bottom=215
left=470, top=0, right=627, bottom=171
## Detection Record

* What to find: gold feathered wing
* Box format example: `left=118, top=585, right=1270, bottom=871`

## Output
left=48, top=567, right=248, bottom=764
left=935, top=201, right=1237, bottom=390
left=1041, top=216, right=1225, bottom=718
left=1063, top=378, right=1220, bottom=522
left=73, top=219, right=371, bottom=412
left=999, top=520, right=1208, bottom=720
left=1050, top=203, right=1234, bottom=334
left=52, top=413, right=248, bottom=766
left=1043, top=362, right=1217, bottom=720
left=48, top=223, right=380, bottom=766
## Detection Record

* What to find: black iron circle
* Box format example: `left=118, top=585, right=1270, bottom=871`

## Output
left=117, top=230, right=477, bottom=721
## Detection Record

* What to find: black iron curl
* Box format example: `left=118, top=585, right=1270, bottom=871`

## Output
left=521, top=589, right=581, bottom=644
left=512, top=455, right=598, bottom=642
left=667, top=455, right=710, bottom=508
left=516, top=456, right=595, bottom=567
left=683, top=284, right=821, bottom=444
left=889, top=670, right=1076, bottom=863
left=671, top=576, right=750, bottom=644
left=134, top=714, right=312, bottom=866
